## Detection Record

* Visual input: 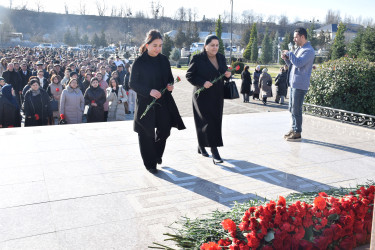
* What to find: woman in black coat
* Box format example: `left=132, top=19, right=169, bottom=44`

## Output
left=23, top=78, right=51, bottom=127
left=0, top=84, right=22, bottom=128
left=130, top=29, right=185, bottom=174
left=252, top=65, right=261, bottom=100
left=240, top=65, right=252, bottom=103
left=84, top=77, right=106, bottom=123
left=186, top=35, right=232, bottom=164
left=275, top=65, right=288, bottom=104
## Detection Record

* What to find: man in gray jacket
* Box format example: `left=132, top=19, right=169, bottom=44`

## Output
left=282, top=27, right=315, bottom=141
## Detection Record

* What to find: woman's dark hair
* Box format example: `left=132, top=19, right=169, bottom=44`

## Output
left=28, top=78, right=40, bottom=86
left=50, top=74, right=60, bottom=83
left=243, top=65, right=249, bottom=72
left=109, top=77, right=119, bottom=88
left=204, top=35, right=219, bottom=46
left=90, top=77, right=99, bottom=84
left=139, top=30, right=163, bottom=54
left=294, top=27, right=308, bottom=39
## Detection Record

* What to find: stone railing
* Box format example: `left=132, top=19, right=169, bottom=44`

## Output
left=303, top=103, right=375, bottom=129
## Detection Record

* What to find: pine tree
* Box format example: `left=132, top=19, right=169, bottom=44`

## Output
left=279, top=32, right=291, bottom=64
left=162, top=34, right=173, bottom=58
left=307, top=22, right=318, bottom=49
left=174, top=27, right=186, bottom=48
left=81, top=34, right=89, bottom=45
left=331, top=22, right=347, bottom=60
left=184, top=21, right=193, bottom=48
left=272, top=31, right=279, bottom=63
left=241, top=27, right=251, bottom=48
left=251, top=38, right=258, bottom=63
left=260, top=29, right=272, bottom=64
left=74, top=26, right=80, bottom=45
left=359, top=27, right=375, bottom=62
left=215, top=15, right=225, bottom=55
left=99, top=31, right=107, bottom=47
left=243, top=23, right=257, bottom=61
left=348, top=29, right=363, bottom=58
left=92, top=33, right=100, bottom=47
left=63, top=30, right=74, bottom=46
left=192, top=22, right=200, bottom=43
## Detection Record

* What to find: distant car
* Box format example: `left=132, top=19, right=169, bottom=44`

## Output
left=98, top=47, right=116, bottom=54
left=67, top=47, right=81, bottom=52
left=226, top=46, right=237, bottom=52
left=36, top=43, right=53, bottom=49
left=60, top=44, right=68, bottom=49
left=190, top=42, right=204, bottom=53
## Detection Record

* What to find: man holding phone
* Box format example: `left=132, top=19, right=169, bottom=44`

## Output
left=282, top=27, right=315, bottom=141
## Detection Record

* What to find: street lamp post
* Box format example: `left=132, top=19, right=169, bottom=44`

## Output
left=229, top=0, right=233, bottom=64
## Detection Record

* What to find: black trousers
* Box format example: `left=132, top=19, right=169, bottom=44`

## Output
left=138, top=104, right=171, bottom=169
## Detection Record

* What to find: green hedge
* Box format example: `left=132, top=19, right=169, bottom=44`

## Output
left=306, top=57, right=375, bottom=115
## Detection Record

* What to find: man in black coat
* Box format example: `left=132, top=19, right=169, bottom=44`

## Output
left=19, top=62, right=32, bottom=99
left=2, top=63, right=22, bottom=105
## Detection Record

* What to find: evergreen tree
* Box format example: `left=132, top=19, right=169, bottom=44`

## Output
left=74, top=26, right=80, bottom=45
left=272, top=31, right=279, bottom=63
left=174, top=27, right=186, bottom=48
left=184, top=21, right=193, bottom=48
left=359, top=27, right=375, bottom=62
left=348, top=29, right=364, bottom=58
left=215, top=15, right=225, bottom=55
left=317, top=30, right=327, bottom=48
left=260, top=29, right=272, bottom=64
left=279, top=32, right=291, bottom=64
left=241, top=27, right=251, bottom=48
left=92, top=33, right=100, bottom=47
left=192, top=22, right=200, bottom=43
left=243, top=23, right=257, bottom=60
left=331, top=22, right=347, bottom=60
left=251, top=38, right=258, bottom=63
left=81, top=34, right=89, bottom=45
left=63, top=30, right=74, bottom=46
left=162, top=34, right=173, bottom=58
left=99, top=31, right=107, bottom=47
left=307, top=22, right=318, bottom=49
left=169, top=47, right=181, bottom=65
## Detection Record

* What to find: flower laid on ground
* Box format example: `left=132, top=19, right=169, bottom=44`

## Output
left=194, top=65, right=240, bottom=97
left=60, top=114, right=65, bottom=120
left=150, top=183, right=375, bottom=250
left=199, top=185, right=374, bottom=250
left=34, top=114, right=39, bottom=120
left=140, top=76, right=181, bottom=119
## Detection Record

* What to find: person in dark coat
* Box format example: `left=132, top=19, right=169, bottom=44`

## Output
left=23, top=78, right=51, bottom=127
left=130, top=29, right=186, bottom=174
left=275, top=65, right=288, bottom=104
left=79, top=73, right=91, bottom=94
left=83, top=77, right=106, bottom=123
left=186, top=34, right=232, bottom=164
left=19, top=62, right=32, bottom=99
left=252, top=65, right=261, bottom=100
left=240, top=65, right=252, bottom=103
left=2, top=63, right=22, bottom=105
left=0, top=84, right=22, bottom=128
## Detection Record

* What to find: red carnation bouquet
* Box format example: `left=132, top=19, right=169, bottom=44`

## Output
left=140, top=76, right=181, bottom=119
left=195, top=65, right=240, bottom=96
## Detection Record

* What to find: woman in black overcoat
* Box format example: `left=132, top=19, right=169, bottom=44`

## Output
left=84, top=77, right=106, bottom=123
left=186, top=35, right=232, bottom=164
left=275, top=65, right=289, bottom=104
left=240, top=65, right=252, bottom=103
left=0, top=84, right=22, bottom=128
left=130, top=30, right=185, bottom=174
left=252, top=65, right=261, bottom=100
left=23, top=78, right=51, bottom=127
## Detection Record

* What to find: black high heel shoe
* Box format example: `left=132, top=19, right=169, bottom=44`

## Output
left=211, top=147, right=223, bottom=164
left=198, top=146, right=209, bottom=157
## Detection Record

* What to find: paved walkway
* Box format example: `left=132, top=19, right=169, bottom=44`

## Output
left=1, top=69, right=375, bottom=249
left=1, top=110, right=375, bottom=249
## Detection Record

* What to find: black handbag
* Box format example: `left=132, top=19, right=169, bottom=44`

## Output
left=50, top=98, right=58, bottom=112
left=223, top=80, right=240, bottom=99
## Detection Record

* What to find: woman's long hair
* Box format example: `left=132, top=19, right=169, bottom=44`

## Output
left=139, top=30, right=163, bottom=54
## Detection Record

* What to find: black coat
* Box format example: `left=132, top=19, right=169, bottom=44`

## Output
left=186, top=51, right=228, bottom=147
left=275, top=71, right=288, bottom=96
left=79, top=80, right=90, bottom=94
left=2, top=70, right=22, bottom=92
left=84, top=86, right=106, bottom=123
left=240, top=70, right=252, bottom=94
left=19, top=69, right=32, bottom=91
left=0, top=95, right=21, bottom=128
left=129, top=52, right=185, bottom=137
left=23, top=89, right=51, bottom=126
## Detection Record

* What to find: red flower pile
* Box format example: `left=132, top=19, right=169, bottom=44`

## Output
left=200, top=186, right=374, bottom=250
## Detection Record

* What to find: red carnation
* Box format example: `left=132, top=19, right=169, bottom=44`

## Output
left=56, top=88, right=60, bottom=92
left=91, top=100, right=95, bottom=103
left=314, top=196, right=326, bottom=210
left=221, top=218, right=236, bottom=232
left=126, top=91, right=129, bottom=95
left=200, top=242, right=220, bottom=250
left=235, top=65, right=240, bottom=71
left=7, top=125, right=14, bottom=128
left=34, top=114, right=40, bottom=120
left=60, top=114, right=65, bottom=120
left=277, top=196, right=286, bottom=207
left=176, top=76, right=181, bottom=82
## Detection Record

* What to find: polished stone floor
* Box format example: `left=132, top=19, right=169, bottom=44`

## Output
left=0, top=112, right=374, bottom=249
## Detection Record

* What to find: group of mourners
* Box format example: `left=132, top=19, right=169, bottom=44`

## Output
left=0, top=47, right=137, bottom=128
left=240, top=64, right=289, bottom=105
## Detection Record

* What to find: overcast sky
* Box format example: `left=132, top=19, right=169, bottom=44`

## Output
left=0, top=0, right=374, bottom=24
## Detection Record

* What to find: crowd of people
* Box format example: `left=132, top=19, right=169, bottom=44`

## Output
left=0, top=47, right=136, bottom=128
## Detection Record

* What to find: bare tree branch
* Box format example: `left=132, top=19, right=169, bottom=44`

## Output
left=96, top=0, right=106, bottom=17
